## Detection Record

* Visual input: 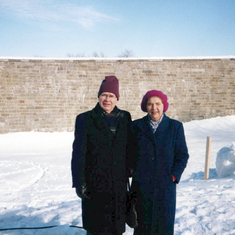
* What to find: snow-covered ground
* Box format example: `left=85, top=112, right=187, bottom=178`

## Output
left=1, top=115, right=235, bottom=235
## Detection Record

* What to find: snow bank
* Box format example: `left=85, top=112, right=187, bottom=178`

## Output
left=216, top=142, right=235, bottom=178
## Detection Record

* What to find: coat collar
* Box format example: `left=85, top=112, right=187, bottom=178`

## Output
left=91, top=103, right=120, bottom=119
left=90, top=103, right=110, bottom=132
left=136, top=114, right=169, bottom=141
left=90, top=103, right=127, bottom=139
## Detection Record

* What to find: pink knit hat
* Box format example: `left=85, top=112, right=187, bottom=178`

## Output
left=141, top=90, right=169, bottom=112
left=98, top=76, right=119, bottom=100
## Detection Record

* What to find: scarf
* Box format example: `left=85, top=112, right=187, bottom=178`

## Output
left=148, top=114, right=164, bottom=133
left=97, top=104, right=124, bottom=135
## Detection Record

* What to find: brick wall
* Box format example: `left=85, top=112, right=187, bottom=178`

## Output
left=0, top=57, right=234, bottom=133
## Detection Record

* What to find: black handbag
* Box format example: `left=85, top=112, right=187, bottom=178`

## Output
left=126, top=178, right=138, bottom=228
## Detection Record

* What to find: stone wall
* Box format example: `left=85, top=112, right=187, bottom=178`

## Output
left=0, top=57, right=234, bottom=133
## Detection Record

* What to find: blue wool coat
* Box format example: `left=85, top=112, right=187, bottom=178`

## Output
left=131, top=114, right=189, bottom=235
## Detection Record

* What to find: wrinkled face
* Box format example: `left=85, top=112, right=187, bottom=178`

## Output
left=99, top=92, right=118, bottom=113
left=146, top=96, right=164, bottom=122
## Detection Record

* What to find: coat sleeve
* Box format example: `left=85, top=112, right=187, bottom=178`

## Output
left=71, top=113, right=88, bottom=188
left=171, top=123, right=189, bottom=183
left=127, top=120, right=139, bottom=175
left=125, top=116, right=134, bottom=171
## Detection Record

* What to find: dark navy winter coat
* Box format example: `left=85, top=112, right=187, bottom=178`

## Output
left=131, top=114, right=189, bottom=235
left=71, top=103, right=132, bottom=234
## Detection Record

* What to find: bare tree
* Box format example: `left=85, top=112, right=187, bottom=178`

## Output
left=92, top=52, right=105, bottom=57
left=118, top=49, right=133, bottom=58
left=66, top=53, right=85, bottom=57
left=67, top=52, right=105, bottom=58
left=100, top=52, right=105, bottom=57
left=92, top=52, right=99, bottom=57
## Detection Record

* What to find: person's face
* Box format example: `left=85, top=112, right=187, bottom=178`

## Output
left=99, top=92, right=118, bottom=113
left=146, top=96, right=164, bottom=122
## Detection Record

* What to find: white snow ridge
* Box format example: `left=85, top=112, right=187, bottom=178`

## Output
left=216, top=142, right=235, bottom=178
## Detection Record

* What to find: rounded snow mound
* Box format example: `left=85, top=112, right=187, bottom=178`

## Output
left=216, top=142, right=235, bottom=178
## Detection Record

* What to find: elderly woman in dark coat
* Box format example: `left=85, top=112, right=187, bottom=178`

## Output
left=131, top=90, right=189, bottom=235
left=71, top=76, right=132, bottom=235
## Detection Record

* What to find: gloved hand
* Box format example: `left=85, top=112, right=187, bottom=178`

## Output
left=75, top=184, right=90, bottom=199
left=129, top=169, right=134, bottom=177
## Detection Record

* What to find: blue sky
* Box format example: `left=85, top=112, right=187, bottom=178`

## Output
left=0, top=0, right=235, bottom=58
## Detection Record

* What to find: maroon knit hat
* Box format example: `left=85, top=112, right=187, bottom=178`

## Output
left=141, top=90, right=169, bottom=112
left=98, top=76, right=119, bottom=100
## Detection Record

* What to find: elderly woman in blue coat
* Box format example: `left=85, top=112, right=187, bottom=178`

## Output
left=131, top=90, right=189, bottom=235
